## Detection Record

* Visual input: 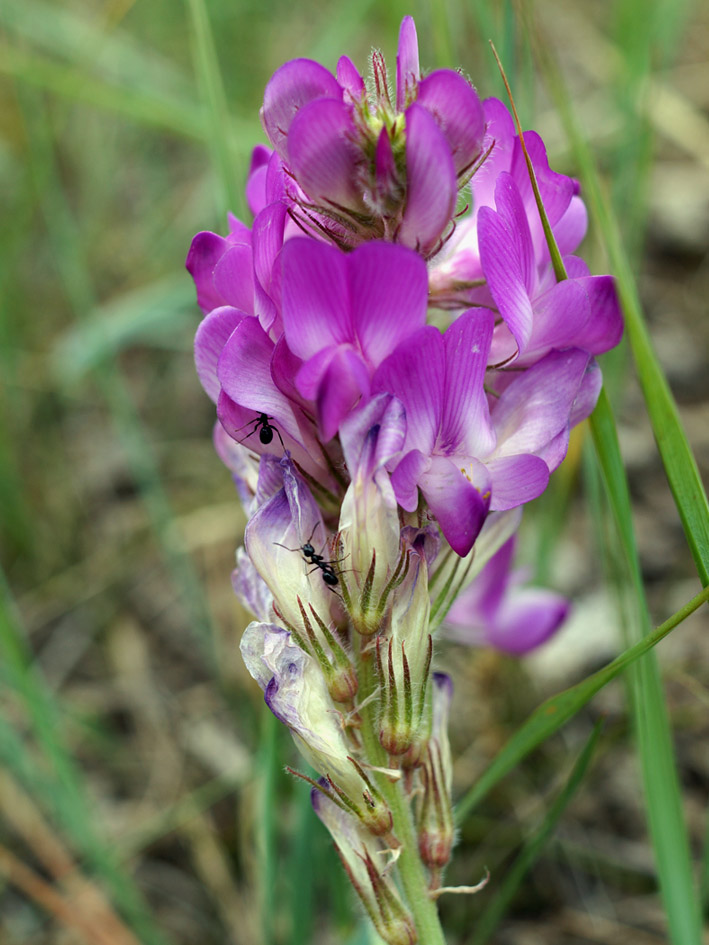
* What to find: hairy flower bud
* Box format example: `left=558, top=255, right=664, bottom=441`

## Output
left=416, top=674, right=455, bottom=870
left=312, top=789, right=416, bottom=944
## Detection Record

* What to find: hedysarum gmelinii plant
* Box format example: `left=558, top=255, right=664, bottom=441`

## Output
left=187, top=17, right=622, bottom=943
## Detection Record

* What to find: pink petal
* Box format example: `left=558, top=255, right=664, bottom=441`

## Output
left=487, top=589, right=570, bottom=654
left=350, top=242, right=428, bottom=365
left=441, top=310, right=496, bottom=457
left=420, top=455, right=490, bottom=556
left=281, top=239, right=352, bottom=359
left=212, top=243, right=255, bottom=315
left=486, top=454, right=550, bottom=510
left=398, top=104, right=457, bottom=257
left=194, top=306, right=246, bottom=402
left=492, top=349, right=591, bottom=457
left=372, top=326, right=444, bottom=456
left=396, top=16, right=420, bottom=111
left=391, top=449, right=430, bottom=512
left=261, top=58, right=342, bottom=158
left=337, top=55, right=366, bottom=102
left=287, top=98, right=364, bottom=207
left=417, top=70, right=484, bottom=176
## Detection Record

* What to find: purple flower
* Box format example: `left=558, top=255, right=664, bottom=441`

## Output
left=478, top=173, right=623, bottom=365
left=280, top=238, right=429, bottom=440
left=186, top=215, right=254, bottom=316
left=259, top=17, right=484, bottom=255
left=372, top=309, right=601, bottom=555
left=428, top=97, right=589, bottom=312
left=445, top=535, right=570, bottom=653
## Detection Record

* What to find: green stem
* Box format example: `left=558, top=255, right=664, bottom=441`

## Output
left=354, top=637, right=448, bottom=945
left=380, top=777, right=448, bottom=945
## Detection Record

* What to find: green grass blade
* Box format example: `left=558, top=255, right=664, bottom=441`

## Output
left=471, top=719, right=604, bottom=944
left=0, top=42, right=206, bottom=139
left=535, top=33, right=709, bottom=589
left=590, top=391, right=703, bottom=945
left=454, top=581, right=708, bottom=825
left=185, top=0, right=243, bottom=217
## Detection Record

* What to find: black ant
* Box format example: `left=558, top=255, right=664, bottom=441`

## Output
left=275, top=523, right=340, bottom=587
left=235, top=412, right=285, bottom=451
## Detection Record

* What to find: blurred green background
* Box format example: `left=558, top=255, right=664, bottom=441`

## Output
left=1, top=0, right=708, bottom=943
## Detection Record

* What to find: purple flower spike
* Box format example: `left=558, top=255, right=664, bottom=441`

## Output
left=445, top=536, right=570, bottom=654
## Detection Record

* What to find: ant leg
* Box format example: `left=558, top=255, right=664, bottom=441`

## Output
left=236, top=420, right=261, bottom=446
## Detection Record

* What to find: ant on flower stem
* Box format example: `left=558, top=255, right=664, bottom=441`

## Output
left=275, top=523, right=340, bottom=587
left=235, top=412, right=285, bottom=451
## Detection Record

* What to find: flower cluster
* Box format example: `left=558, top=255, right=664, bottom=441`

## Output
left=188, top=17, right=621, bottom=942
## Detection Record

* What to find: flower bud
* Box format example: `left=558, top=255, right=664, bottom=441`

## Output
left=416, top=674, right=455, bottom=870
left=312, top=789, right=416, bottom=944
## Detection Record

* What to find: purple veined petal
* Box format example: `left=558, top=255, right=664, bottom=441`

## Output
left=491, top=349, right=591, bottom=457
left=212, top=243, right=255, bottom=315
left=486, top=588, right=570, bottom=654
left=213, top=421, right=259, bottom=503
left=553, top=195, right=588, bottom=256
left=281, top=238, right=352, bottom=359
left=478, top=203, right=534, bottom=355
left=232, top=546, right=274, bottom=623
left=261, top=58, right=342, bottom=158
left=339, top=393, right=407, bottom=476
left=246, top=163, right=268, bottom=218
left=254, top=453, right=289, bottom=508
left=390, top=449, right=430, bottom=511
left=396, top=15, right=420, bottom=111
left=245, top=464, right=339, bottom=631
left=270, top=334, right=310, bottom=413
left=246, top=145, right=273, bottom=217
left=485, top=453, right=550, bottom=510
left=494, top=173, right=536, bottom=291
left=227, top=213, right=252, bottom=242
left=535, top=427, right=570, bottom=472
left=513, top=131, right=576, bottom=231
left=573, top=276, right=624, bottom=354
left=314, top=345, right=372, bottom=441
left=337, top=55, right=366, bottom=102
left=350, top=242, right=429, bottom=366
left=420, top=454, right=490, bottom=557
left=194, top=306, right=247, bottom=402
left=372, top=325, right=445, bottom=456
left=398, top=104, right=457, bottom=257
left=217, top=317, right=307, bottom=451
left=569, top=356, right=602, bottom=427
left=469, top=97, right=516, bottom=215
left=264, top=151, right=288, bottom=203
left=287, top=98, right=364, bottom=208
left=563, top=255, right=591, bottom=279
left=417, top=70, right=484, bottom=176
left=440, top=309, right=496, bottom=457
left=455, top=535, right=515, bottom=622
left=185, top=231, right=231, bottom=314
left=252, top=201, right=287, bottom=332
left=522, top=278, right=592, bottom=358
left=374, top=126, right=397, bottom=202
